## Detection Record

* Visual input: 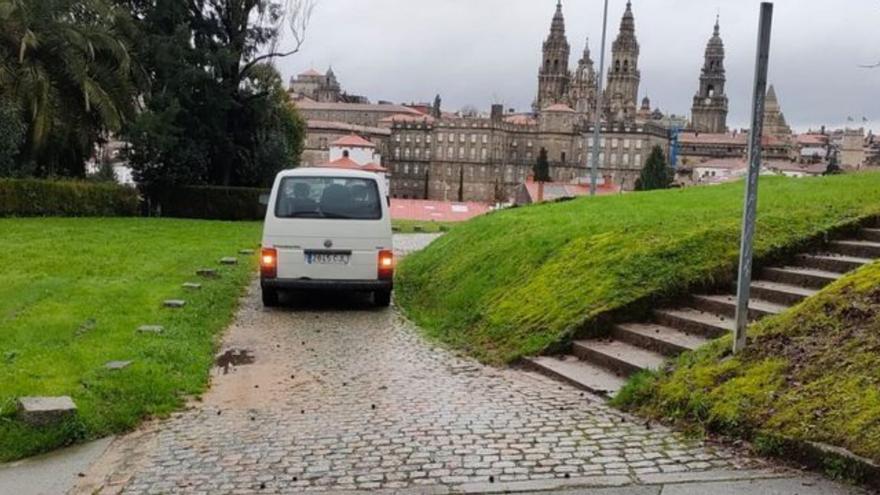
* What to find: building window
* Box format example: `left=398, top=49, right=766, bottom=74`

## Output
left=437, top=133, right=444, bottom=143
left=481, top=148, right=488, bottom=160
left=395, top=135, right=401, bottom=143
left=527, top=140, right=533, bottom=148
left=448, top=146, right=454, bottom=159
left=610, top=153, right=618, bottom=165
left=406, top=135, right=411, bottom=143
left=612, top=138, right=619, bottom=148
left=636, top=140, right=643, bottom=150
left=414, top=164, right=419, bottom=174
left=404, top=148, right=411, bottom=159
left=415, top=148, right=421, bottom=159
left=416, top=136, right=422, bottom=144
left=459, top=147, right=465, bottom=159
left=394, top=148, right=400, bottom=159
left=426, top=135, right=432, bottom=144
left=470, top=134, right=477, bottom=144
left=623, top=154, right=630, bottom=166
left=459, top=134, right=466, bottom=143
left=623, top=139, right=630, bottom=149
left=482, top=135, right=489, bottom=144
left=426, top=149, right=432, bottom=160
left=561, top=152, right=567, bottom=163
left=635, top=153, right=642, bottom=166
left=404, top=164, right=410, bottom=174
left=470, top=148, right=476, bottom=160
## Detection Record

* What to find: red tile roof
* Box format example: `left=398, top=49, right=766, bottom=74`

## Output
left=523, top=178, right=621, bottom=202
left=331, top=134, right=376, bottom=148
left=298, top=68, right=322, bottom=77
left=317, top=157, right=387, bottom=173
left=390, top=199, right=491, bottom=222
left=504, top=114, right=538, bottom=126
left=543, top=103, right=576, bottom=113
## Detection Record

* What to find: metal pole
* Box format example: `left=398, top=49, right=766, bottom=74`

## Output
left=733, top=3, right=774, bottom=354
left=589, top=0, right=610, bottom=196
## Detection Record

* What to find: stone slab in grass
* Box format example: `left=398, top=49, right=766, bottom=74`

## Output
left=239, top=249, right=255, bottom=255
left=219, top=257, right=238, bottom=265
left=196, top=268, right=219, bottom=278
left=17, top=396, right=77, bottom=426
left=137, top=325, right=164, bottom=334
left=164, top=300, right=186, bottom=308
left=104, top=360, right=132, bottom=370
left=182, top=282, right=202, bottom=290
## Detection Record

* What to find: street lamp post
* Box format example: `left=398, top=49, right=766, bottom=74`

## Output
left=589, top=0, right=610, bottom=196
left=733, top=3, right=774, bottom=353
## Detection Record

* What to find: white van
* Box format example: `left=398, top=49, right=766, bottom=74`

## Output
left=259, top=168, right=394, bottom=307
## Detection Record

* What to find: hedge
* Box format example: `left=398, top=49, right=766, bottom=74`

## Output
left=0, top=179, right=139, bottom=217
left=154, top=185, right=269, bottom=221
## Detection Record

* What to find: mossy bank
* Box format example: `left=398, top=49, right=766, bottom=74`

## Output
left=396, top=173, right=880, bottom=364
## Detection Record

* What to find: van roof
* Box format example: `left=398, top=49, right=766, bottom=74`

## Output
left=275, top=167, right=381, bottom=180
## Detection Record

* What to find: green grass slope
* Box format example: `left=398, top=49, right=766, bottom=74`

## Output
left=0, top=218, right=260, bottom=461
left=614, top=260, right=880, bottom=466
left=396, top=173, right=880, bottom=364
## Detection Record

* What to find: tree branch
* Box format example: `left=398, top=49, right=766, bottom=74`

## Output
left=240, top=0, right=316, bottom=78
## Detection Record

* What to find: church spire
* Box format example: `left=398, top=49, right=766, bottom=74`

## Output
left=550, top=0, right=565, bottom=37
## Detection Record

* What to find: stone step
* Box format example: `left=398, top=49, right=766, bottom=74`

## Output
left=828, top=240, right=880, bottom=259
left=761, top=266, right=843, bottom=290
left=571, top=339, right=667, bottom=376
left=691, top=294, right=787, bottom=321
left=653, top=307, right=734, bottom=339
left=612, top=323, right=709, bottom=357
left=749, top=280, right=818, bottom=306
left=860, top=228, right=880, bottom=243
left=794, top=253, right=872, bottom=273
left=525, top=356, right=627, bottom=396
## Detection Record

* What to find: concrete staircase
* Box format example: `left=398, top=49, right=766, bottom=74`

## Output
left=526, top=220, right=880, bottom=397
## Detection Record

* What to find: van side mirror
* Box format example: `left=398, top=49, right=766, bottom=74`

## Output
left=258, top=193, right=270, bottom=206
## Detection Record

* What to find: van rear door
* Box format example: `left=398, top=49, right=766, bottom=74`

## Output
left=265, top=175, right=391, bottom=281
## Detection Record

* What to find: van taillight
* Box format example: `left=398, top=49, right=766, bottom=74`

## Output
left=378, top=250, right=394, bottom=280
left=261, top=247, right=277, bottom=278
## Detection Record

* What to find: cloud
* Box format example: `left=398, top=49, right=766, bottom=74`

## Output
left=277, top=0, right=880, bottom=132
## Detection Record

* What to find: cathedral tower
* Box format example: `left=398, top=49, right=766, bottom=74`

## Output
left=604, top=1, right=640, bottom=122
left=691, top=17, right=729, bottom=133
left=535, top=0, right=571, bottom=112
left=570, top=38, right=597, bottom=123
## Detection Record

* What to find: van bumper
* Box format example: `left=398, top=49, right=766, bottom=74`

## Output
left=261, top=278, right=393, bottom=291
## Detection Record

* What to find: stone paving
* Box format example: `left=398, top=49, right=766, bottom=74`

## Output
left=78, top=234, right=781, bottom=494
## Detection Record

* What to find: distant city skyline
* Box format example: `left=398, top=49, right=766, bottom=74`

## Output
left=276, top=0, right=880, bottom=133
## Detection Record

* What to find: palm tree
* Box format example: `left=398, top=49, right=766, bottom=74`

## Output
left=0, top=0, right=136, bottom=177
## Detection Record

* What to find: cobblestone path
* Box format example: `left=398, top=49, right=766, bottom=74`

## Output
left=77, top=235, right=780, bottom=494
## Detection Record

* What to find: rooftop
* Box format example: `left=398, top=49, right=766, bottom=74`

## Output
left=390, top=199, right=491, bottom=222
left=331, top=134, right=376, bottom=148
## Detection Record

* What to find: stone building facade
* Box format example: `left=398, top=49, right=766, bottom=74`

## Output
left=385, top=0, right=672, bottom=203
left=691, top=18, right=729, bottom=133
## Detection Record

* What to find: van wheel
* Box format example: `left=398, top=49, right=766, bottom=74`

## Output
left=262, top=288, right=280, bottom=307
left=374, top=290, right=392, bottom=307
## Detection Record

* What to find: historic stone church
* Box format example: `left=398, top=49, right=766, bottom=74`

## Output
left=534, top=0, right=642, bottom=125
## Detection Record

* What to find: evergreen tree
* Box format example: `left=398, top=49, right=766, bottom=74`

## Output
left=533, top=148, right=551, bottom=183
left=120, top=0, right=312, bottom=190
left=636, top=145, right=671, bottom=191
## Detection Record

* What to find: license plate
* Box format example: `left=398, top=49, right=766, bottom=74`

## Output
left=305, top=253, right=351, bottom=265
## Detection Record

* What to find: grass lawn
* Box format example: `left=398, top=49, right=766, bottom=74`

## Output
left=0, top=218, right=261, bottom=462
left=613, top=260, right=880, bottom=471
left=396, top=173, right=880, bottom=364
left=392, top=219, right=456, bottom=233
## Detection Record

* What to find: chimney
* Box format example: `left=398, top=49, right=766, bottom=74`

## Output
left=491, top=104, right=504, bottom=122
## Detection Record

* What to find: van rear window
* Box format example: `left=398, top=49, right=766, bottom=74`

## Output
left=275, top=177, right=382, bottom=220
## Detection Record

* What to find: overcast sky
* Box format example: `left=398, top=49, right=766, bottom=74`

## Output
left=276, top=0, right=880, bottom=133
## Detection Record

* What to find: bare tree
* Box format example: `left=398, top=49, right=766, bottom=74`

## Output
left=241, top=0, right=318, bottom=78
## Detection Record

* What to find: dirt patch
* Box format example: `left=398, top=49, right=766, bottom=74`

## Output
left=215, top=349, right=254, bottom=375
